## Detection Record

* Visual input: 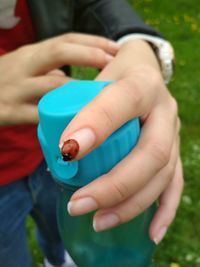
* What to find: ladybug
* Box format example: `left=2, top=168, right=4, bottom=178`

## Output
left=61, top=139, right=79, bottom=161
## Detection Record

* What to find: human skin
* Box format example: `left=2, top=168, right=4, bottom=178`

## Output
left=0, top=33, right=118, bottom=125
left=60, top=39, right=184, bottom=244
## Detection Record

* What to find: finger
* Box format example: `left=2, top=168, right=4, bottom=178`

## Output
left=67, top=105, right=178, bottom=215
left=16, top=75, right=71, bottom=102
left=0, top=103, right=38, bottom=125
left=59, top=76, right=160, bottom=160
left=92, top=137, right=179, bottom=232
left=47, top=69, right=66, bottom=77
left=149, top=157, right=184, bottom=244
left=54, top=33, right=119, bottom=55
left=29, top=43, right=113, bottom=75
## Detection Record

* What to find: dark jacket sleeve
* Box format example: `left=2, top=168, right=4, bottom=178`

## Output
left=27, top=0, right=161, bottom=41
left=74, top=0, right=161, bottom=40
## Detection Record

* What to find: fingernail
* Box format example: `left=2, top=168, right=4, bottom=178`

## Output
left=153, top=226, right=167, bottom=245
left=60, top=127, right=96, bottom=161
left=108, top=41, right=120, bottom=51
left=67, top=197, right=98, bottom=215
left=93, top=213, right=120, bottom=232
left=105, top=54, right=114, bottom=62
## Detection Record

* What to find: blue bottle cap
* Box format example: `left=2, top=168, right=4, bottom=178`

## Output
left=38, top=80, right=140, bottom=187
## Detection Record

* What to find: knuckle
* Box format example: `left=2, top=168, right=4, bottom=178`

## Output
left=148, top=141, right=171, bottom=168
left=95, top=104, right=114, bottom=132
left=166, top=208, right=176, bottom=225
left=140, top=66, right=164, bottom=89
left=169, top=96, right=178, bottom=116
left=108, top=178, right=130, bottom=202
left=46, top=76, right=66, bottom=89
left=121, top=79, right=143, bottom=109
left=97, top=38, right=109, bottom=49
left=51, top=42, right=65, bottom=60
left=169, top=209, right=177, bottom=223
left=167, top=161, right=176, bottom=180
left=150, top=68, right=163, bottom=88
left=89, top=48, right=105, bottom=65
left=132, top=198, right=146, bottom=214
left=135, top=65, right=163, bottom=89
left=161, top=202, right=177, bottom=225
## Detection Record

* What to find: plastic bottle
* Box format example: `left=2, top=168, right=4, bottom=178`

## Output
left=38, top=80, right=156, bottom=267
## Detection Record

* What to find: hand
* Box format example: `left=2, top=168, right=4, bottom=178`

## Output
left=0, top=33, right=119, bottom=125
left=60, top=39, right=184, bottom=244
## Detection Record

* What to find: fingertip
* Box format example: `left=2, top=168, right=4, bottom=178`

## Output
left=108, top=40, right=120, bottom=49
left=67, top=197, right=98, bottom=216
left=152, top=226, right=168, bottom=245
left=59, top=127, right=96, bottom=160
left=149, top=202, right=175, bottom=244
left=105, top=54, right=114, bottom=63
left=93, top=212, right=120, bottom=232
left=108, top=41, right=120, bottom=54
left=47, top=69, right=66, bottom=77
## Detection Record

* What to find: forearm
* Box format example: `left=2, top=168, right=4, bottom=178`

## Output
left=97, top=39, right=160, bottom=81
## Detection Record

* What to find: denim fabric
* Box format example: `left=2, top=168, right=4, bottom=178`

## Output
left=0, top=160, right=65, bottom=267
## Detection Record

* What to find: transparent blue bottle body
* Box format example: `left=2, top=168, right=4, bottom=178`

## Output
left=57, top=184, right=156, bottom=267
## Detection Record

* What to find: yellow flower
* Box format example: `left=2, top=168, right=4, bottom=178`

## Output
left=191, top=23, right=198, bottom=31
left=183, top=14, right=192, bottom=22
left=170, top=263, right=181, bottom=267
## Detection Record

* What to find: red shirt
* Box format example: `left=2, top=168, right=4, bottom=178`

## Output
left=0, top=0, right=43, bottom=185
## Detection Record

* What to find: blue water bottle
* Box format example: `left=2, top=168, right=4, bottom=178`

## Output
left=38, top=80, right=156, bottom=267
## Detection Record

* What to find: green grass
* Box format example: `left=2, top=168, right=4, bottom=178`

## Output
left=28, top=1, right=200, bottom=266
left=129, top=1, right=200, bottom=267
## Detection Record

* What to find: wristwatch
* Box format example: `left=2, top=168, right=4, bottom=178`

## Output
left=118, top=34, right=175, bottom=84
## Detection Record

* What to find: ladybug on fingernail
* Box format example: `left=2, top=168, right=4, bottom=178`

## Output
left=61, top=139, right=79, bottom=161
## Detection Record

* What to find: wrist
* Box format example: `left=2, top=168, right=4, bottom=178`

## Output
left=97, top=39, right=162, bottom=81
left=119, top=39, right=161, bottom=71
left=118, top=34, right=174, bottom=84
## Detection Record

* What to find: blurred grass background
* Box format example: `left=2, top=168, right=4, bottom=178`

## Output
left=29, top=1, right=200, bottom=266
